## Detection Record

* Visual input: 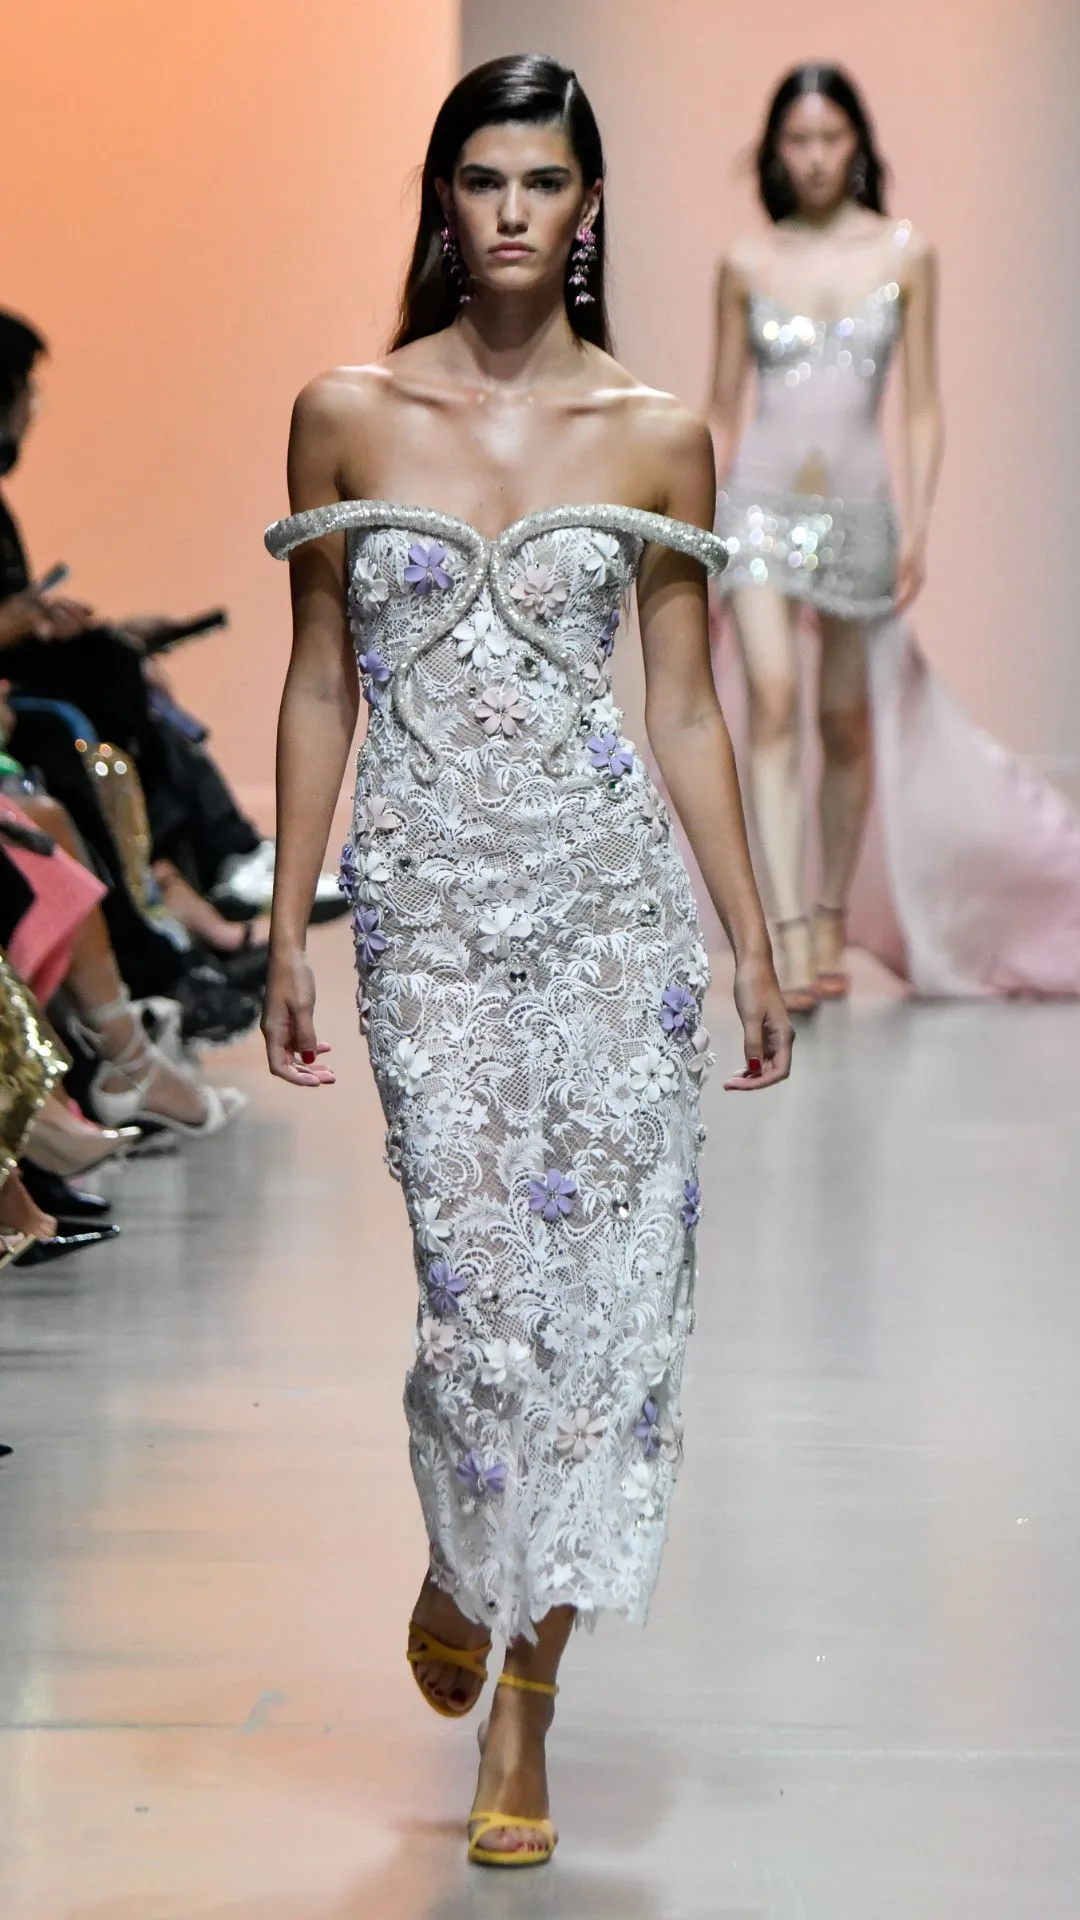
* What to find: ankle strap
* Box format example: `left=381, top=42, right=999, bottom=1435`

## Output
left=78, top=992, right=135, bottom=1032
left=497, top=1671, right=559, bottom=1698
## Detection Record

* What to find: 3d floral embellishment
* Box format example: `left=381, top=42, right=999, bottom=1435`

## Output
left=356, top=989, right=371, bottom=1034
left=426, top=1257, right=466, bottom=1314
left=658, top=1410, right=684, bottom=1463
left=634, top=1396, right=662, bottom=1458
left=456, top=1449, right=507, bottom=1497
left=660, top=983, right=698, bottom=1035
left=357, top=793, right=403, bottom=837
left=477, top=903, right=533, bottom=957
left=352, top=904, right=388, bottom=966
left=474, top=684, right=528, bottom=737
left=353, top=555, right=391, bottom=616
left=605, top=1071, right=638, bottom=1119
left=403, top=541, right=453, bottom=594
left=583, top=531, right=622, bottom=586
left=684, top=943, right=710, bottom=991
left=511, top=561, right=568, bottom=619
left=687, top=1027, right=713, bottom=1080
left=528, top=1169, right=578, bottom=1222
left=415, top=1200, right=453, bottom=1256
left=478, top=1337, right=531, bottom=1388
left=680, top=1179, right=702, bottom=1229
left=357, top=649, right=392, bottom=708
left=392, top=1035, right=432, bottom=1092
left=554, top=1406, right=607, bottom=1462
left=338, top=840, right=360, bottom=898
left=641, top=793, right=667, bottom=842
left=454, top=605, right=509, bottom=676
left=598, top=606, right=620, bottom=658
left=628, top=1046, right=678, bottom=1103
left=622, top=1458, right=658, bottom=1517
left=586, top=731, right=633, bottom=777
left=640, top=1331, right=676, bottom=1386
left=419, top=1315, right=457, bottom=1372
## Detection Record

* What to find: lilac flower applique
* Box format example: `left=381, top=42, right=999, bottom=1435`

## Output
left=403, top=541, right=453, bottom=595
left=634, top=1396, right=661, bottom=1459
left=338, top=839, right=360, bottom=899
left=680, top=1179, right=702, bottom=1230
left=528, top=1169, right=578, bottom=1222
left=660, top=983, right=698, bottom=1036
left=599, top=608, right=620, bottom=660
left=357, top=648, right=392, bottom=707
left=426, top=1259, right=467, bottom=1316
left=456, top=1449, right=507, bottom=1498
left=352, top=904, right=388, bottom=967
left=586, top=731, right=634, bottom=778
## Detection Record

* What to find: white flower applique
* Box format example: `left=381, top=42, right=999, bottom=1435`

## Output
left=353, top=555, right=391, bottom=617
left=474, top=684, right=528, bottom=737
left=454, top=605, right=510, bottom=677
left=582, top=531, right=622, bottom=586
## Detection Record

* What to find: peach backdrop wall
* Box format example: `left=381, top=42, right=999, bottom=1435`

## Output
left=464, top=0, right=1080, bottom=793
left=4, top=0, right=459, bottom=821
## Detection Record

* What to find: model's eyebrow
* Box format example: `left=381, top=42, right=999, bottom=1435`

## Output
left=458, top=163, right=574, bottom=183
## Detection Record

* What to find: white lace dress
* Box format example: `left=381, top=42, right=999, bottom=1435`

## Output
left=265, top=502, right=729, bottom=1640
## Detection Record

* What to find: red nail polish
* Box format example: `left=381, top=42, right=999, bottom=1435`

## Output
left=747, top=1058, right=763, bottom=1076
left=301, top=1050, right=316, bottom=1064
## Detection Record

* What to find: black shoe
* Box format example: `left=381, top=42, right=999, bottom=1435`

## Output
left=0, top=1444, right=12, bottom=1460
left=14, top=1224, right=121, bottom=1266
left=206, top=933, right=270, bottom=996
left=18, top=1163, right=113, bottom=1224
left=175, top=964, right=260, bottom=1047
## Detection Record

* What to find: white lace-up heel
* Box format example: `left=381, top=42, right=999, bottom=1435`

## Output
left=79, top=995, right=247, bottom=1138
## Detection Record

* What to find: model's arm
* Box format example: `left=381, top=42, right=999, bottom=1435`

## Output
left=262, top=378, right=361, bottom=1087
left=705, top=256, right=751, bottom=485
left=896, top=238, right=944, bottom=612
left=638, top=412, right=792, bottom=1089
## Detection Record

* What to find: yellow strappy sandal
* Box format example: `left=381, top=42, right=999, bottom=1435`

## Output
left=406, top=1626, right=492, bottom=1719
left=467, top=1672, right=559, bottom=1868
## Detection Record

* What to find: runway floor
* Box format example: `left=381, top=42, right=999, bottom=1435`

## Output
left=2, top=925, right=1079, bottom=1919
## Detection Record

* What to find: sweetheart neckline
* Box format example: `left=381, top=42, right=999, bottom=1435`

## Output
left=265, top=499, right=730, bottom=572
left=280, top=499, right=695, bottom=547
left=748, top=279, right=903, bottom=330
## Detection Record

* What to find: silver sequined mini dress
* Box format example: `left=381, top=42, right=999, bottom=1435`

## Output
left=717, top=232, right=910, bottom=620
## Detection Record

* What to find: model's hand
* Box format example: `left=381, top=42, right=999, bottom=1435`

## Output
left=724, top=952, right=794, bottom=1091
left=893, top=537, right=926, bottom=614
left=262, top=950, right=336, bottom=1087
left=0, top=591, right=54, bottom=647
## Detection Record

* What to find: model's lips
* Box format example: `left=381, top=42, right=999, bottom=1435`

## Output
left=490, top=245, right=534, bottom=259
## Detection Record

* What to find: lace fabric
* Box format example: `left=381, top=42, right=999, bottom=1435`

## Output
left=266, top=503, right=727, bottom=1640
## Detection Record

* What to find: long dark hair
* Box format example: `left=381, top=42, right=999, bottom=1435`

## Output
left=756, top=65, right=888, bottom=222
left=392, top=54, right=611, bottom=353
left=0, top=310, right=46, bottom=412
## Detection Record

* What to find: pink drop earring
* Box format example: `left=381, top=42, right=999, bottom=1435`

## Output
left=568, top=224, right=597, bottom=307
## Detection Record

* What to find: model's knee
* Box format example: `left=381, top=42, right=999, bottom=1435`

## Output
left=748, top=679, right=797, bottom=750
left=819, top=701, right=870, bottom=769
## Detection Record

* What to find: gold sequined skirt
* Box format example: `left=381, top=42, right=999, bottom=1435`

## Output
left=0, top=951, right=69, bottom=1183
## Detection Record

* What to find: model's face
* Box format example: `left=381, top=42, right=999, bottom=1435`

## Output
left=439, top=120, right=600, bottom=302
left=777, top=93, right=859, bottom=212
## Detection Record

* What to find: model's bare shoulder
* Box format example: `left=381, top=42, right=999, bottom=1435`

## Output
left=290, top=364, right=395, bottom=438
left=897, top=221, right=936, bottom=273
left=722, top=234, right=761, bottom=293
left=622, top=388, right=715, bottom=520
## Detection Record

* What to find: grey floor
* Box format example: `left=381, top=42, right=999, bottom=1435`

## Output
left=2, top=929, right=1079, bottom=1919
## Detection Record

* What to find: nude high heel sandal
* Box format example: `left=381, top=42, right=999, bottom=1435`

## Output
left=467, top=1672, right=559, bottom=1869
left=812, top=903, right=852, bottom=1000
left=774, top=916, right=820, bottom=1017
left=22, top=1096, right=141, bottom=1177
left=79, top=995, right=246, bottom=1137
